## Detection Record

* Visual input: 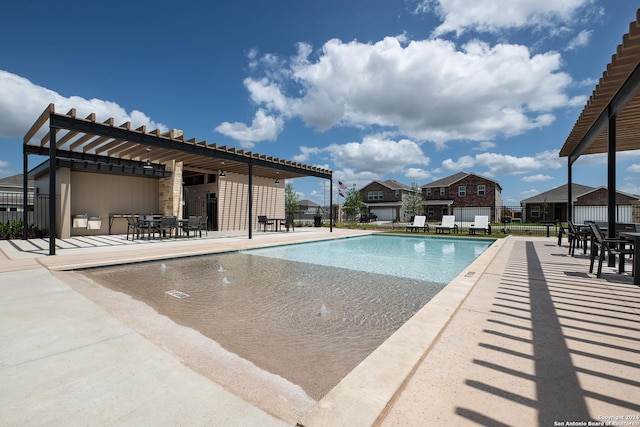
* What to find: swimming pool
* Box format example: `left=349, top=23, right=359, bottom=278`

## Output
left=243, top=234, right=492, bottom=283
left=80, top=234, right=493, bottom=401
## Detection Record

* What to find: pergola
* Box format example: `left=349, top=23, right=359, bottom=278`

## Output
left=23, top=104, right=333, bottom=255
left=559, top=9, right=640, bottom=232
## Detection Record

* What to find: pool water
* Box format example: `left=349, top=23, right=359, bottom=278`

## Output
left=243, top=234, right=492, bottom=283
left=80, top=235, right=493, bottom=400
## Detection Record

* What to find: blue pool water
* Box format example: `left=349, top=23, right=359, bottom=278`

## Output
left=243, top=234, right=493, bottom=284
left=82, top=234, right=495, bottom=400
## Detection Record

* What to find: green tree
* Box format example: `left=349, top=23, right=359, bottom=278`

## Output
left=285, top=182, right=299, bottom=216
left=342, top=184, right=365, bottom=221
left=403, top=180, right=423, bottom=220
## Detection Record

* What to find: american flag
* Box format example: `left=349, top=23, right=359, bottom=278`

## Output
left=338, top=181, right=347, bottom=190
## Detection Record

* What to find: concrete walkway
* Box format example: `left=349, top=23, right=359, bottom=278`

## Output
left=1, top=231, right=638, bottom=426
left=380, top=237, right=640, bottom=426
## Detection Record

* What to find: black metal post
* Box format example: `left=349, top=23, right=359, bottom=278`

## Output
left=248, top=163, right=253, bottom=239
left=22, top=146, right=28, bottom=239
left=49, top=125, right=56, bottom=255
left=330, top=176, right=333, bottom=232
left=567, top=159, right=572, bottom=223
left=607, top=110, right=616, bottom=235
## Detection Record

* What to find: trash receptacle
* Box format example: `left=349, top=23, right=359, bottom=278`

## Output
left=314, top=215, right=322, bottom=227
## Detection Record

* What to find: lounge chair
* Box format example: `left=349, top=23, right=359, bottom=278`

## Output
left=406, top=215, right=429, bottom=232
left=469, top=215, right=491, bottom=235
left=435, top=215, right=458, bottom=234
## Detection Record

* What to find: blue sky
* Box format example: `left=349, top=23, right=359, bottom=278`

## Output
left=1, top=0, right=639, bottom=206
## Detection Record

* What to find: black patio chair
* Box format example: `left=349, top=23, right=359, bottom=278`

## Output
left=199, top=215, right=208, bottom=236
left=126, top=216, right=142, bottom=240
left=589, top=223, right=634, bottom=278
left=279, top=215, right=295, bottom=232
left=159, top=216, right=178, bottom=239
left=258, top=215, right=274, bottom=231
left=567, top=220, right=589, bottom=255
left=181, top=215, right=202, bottom=238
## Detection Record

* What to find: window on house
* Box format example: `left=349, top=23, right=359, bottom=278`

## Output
left=395, top=190, right=400, bottom=198
left=477, top=185, right=486, bottom=196
left=426, top=188, right=431, bottom=196
left=458, top=186, right=466, bottom=196
left=440, top=187, right=446, bottom=196
left=531, top=205, right=540, bottom=218
left=427, top=207, right=434, bottom=218
left=368, top=191, right=383, bottom=200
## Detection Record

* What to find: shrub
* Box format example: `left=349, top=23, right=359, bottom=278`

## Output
left=0, top=219, right=47, bottom=240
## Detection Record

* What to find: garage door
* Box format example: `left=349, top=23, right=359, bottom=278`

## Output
left=370, top=208, right=395, bottom=221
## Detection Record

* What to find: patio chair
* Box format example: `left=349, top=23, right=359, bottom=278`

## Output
left=280, top=215, right=295, bottom=232
left=181, top=215, right=202, bottom=238
left=199, top=215, right=208, bottom=236
left=469, top=215, right=491, bottom=235
left=589, top=223, right=634, bottom=278
left=567, top=220, right=589, bottom=255
left=435, top=215, right=458, bottom=234
left=405, top=215, right=429, bottom=232
left=258, top=215, right=275, bottom=231
left=126, top=216, right=142, bottom=240
left=159, top=216, right=178, bottom=239
left=140, top=215, right=160, bottom=239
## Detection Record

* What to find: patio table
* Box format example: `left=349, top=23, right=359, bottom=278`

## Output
left=618, top=231, right=640, bottom=286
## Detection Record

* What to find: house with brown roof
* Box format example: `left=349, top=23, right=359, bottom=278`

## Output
left=421, top=172, right=502, bottom=222
left=521, top=183, right=640, bottom=223
left=358, top=180, right=416, bottom=221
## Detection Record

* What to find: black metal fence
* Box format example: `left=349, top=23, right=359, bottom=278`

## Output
left=0, top=192, right=48, bottom=228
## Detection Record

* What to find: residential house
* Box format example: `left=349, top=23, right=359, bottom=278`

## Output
left=421, top=172, right=503, bottom=222
left=359, top=180, right=416, bottom=221
left=521, top=183, right=640, bottom=223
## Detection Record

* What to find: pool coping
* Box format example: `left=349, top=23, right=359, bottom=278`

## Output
left=297, top=236, right=507, bottom=427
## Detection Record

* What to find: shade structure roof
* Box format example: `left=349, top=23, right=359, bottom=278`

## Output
left=24, top=104, right=332, bottom=181
left=559, top=9, right=640, bottom=161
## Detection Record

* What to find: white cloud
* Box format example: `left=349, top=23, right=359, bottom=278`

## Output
left=566, top=29, right=592, bottom=51
left=405, top=167, right=432, bottom=182
left=215, top=109, right=283, bottom=149
left=521, top=174, right=553, bottom=182
left=292, top=146, right=322, bottom=163
left=0, top=159, right=10, bottom=175
left=442, top=155, right=475, bottom=170
left=627, top=164, right=640, bottom=173
left=441, top=149, right=563, bottom=177
left=520, top=188, right=540, bottom=198
left=238, top=36, right=576, bottom=146
left=325, top=136, right=430, bottom=175
left=473, top=141, right=497, bottom=151
left=0, top=70, right=167, bottom=139
left=416, top=0, right=595, bottom=36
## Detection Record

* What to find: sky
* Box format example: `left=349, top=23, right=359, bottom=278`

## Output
left=1, top=0, right=639, bottom=206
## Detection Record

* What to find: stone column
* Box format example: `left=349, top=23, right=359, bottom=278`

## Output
left=159, top=160, right=183, bottom=218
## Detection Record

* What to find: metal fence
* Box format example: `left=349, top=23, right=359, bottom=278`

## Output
left=0, top=192, right=49, bottom=232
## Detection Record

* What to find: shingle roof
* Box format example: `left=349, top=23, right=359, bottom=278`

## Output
left=520, top=183, right=595, bottom=204
left=422, top=172, right=502, bottom=190
left=422, top=172, right=468, bottom=188
left=378, top=179, right=412, bottom=190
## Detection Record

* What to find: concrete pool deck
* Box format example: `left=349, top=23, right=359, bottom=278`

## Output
left=1, top=230, right=638, bottom=425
